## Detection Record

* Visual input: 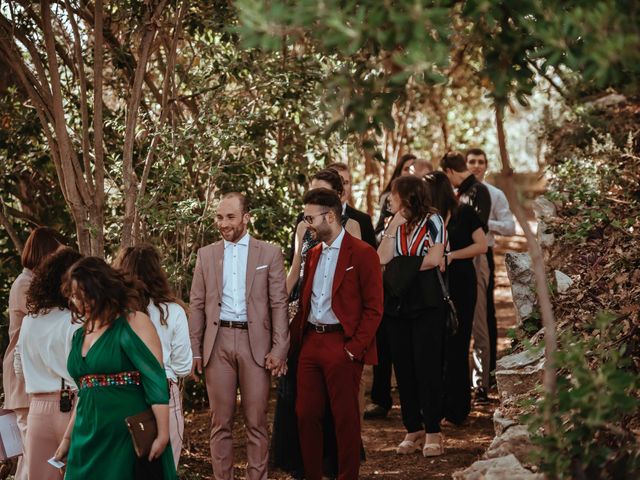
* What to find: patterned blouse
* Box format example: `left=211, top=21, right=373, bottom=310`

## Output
left=394, top=213, right=446, bottom=257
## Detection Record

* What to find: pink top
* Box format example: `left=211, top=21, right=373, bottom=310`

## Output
left=2, top=268, right=32, bottom=409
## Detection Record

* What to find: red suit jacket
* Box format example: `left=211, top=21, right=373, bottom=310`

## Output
left=290, top=231, right=383, bottom=365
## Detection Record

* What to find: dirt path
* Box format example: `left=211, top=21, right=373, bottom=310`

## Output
left=179, top=233, right=526, bottom=479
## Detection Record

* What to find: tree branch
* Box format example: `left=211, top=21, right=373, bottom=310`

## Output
left=495, top=104, right=557, bottom=437
left=0, top=200, right=24, bottom=254
left=121, top=0, right=167, bottom=248
left=64, top=0, right=94, bottom=194
left=91, top=0, right=105, bottom=257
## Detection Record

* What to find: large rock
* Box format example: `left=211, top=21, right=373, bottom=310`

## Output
left=496, top=357, right=544, bottom=404
left=504, top=252, right=537, bottom=327
left=493, top=408, right=518, bottom=436
left=532, top=196, right=557, bottom=221
left=453, top=454, right=543, bottom=480
left=495, top=348, right=545, bottom=405
left=485, top=425, right=536, bottom=465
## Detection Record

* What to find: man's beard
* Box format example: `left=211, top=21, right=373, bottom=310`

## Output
left=220, top=225, right=245, bottom=243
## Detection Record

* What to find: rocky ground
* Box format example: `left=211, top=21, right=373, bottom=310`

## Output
left=177, top=232, right=527, bottom=480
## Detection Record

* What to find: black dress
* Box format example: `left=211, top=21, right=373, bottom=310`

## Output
left=442, top=204, right=483, bottom=424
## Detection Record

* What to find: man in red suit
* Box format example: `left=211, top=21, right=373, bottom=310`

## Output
left=290, top=188, right=384, bottom=480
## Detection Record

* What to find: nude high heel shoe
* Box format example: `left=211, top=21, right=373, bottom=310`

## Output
left=422, top=432, right=444, bottom=457
left=396, top=434, right=425, bottom=454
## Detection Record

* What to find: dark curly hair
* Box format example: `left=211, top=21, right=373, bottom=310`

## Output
left=311, top=168, right=344, bottom=197
left=26, top=247, right=82, bottom=315
left=391, top=175, right=437, bottom=230
left=113, top=244, right=187, bottom=326
left=62, top=257, right=143, bottom=332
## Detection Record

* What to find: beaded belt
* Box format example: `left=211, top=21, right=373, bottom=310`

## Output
left=79, top=370, right=141, bottom=389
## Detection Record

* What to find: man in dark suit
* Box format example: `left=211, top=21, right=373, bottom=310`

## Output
left=290, top=188, right=383, bottom=480
left=327, top=162, right=377, bottom=249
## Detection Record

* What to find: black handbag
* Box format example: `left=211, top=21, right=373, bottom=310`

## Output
left=383, top=256, right=442, bottom=318
left=436, top=265, right=459, bottom=336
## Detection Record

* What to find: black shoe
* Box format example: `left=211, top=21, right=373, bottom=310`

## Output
left=363, top=403, right=389, bottom=419
left=474, top=387, right=490, bottom=405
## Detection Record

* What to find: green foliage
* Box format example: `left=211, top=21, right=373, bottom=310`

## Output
left=236, top=0, right=640, bottom=136
left=523, top=312, right=640, bottom=478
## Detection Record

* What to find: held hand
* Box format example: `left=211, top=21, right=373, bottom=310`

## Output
left=265, top=352, right=286, bottom=376
left=273, top=361, right=288, bottom=377
left=148, top=434, right=169, bottom=461
left=191, top=357, right=203, bottom=381
left=54, top=438, right=70, bottom=462
left=439, top=257, right=446, bottom=272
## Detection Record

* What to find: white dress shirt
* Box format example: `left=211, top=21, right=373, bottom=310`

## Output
left=220, top=232, right=250, bottom=322
left=484, top=181, right=516, bottom=247
left=147, top=301, right=193, bottom=382
left=15, top=308, right=81, bottom=393
left=309, top=228, right=345, bottom=325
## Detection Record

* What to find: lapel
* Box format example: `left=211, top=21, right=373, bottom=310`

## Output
left=302, top=244, right=321, bottom=304
left=332, top=232, right=353, bottom=297
left=213, top=241, right=224, bottom=299
left=245, top=236, right=261, bottom=298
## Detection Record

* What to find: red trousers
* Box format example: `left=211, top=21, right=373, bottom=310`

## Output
left=296, top=331, right=363, bottom=480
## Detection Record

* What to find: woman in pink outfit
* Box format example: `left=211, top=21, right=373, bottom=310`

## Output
left=2, top=227, right=63, bottom=479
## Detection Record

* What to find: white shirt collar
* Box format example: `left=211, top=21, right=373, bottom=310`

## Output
left=342, top=202, right=347, bottom=214
left=322, top=227, right=345, bottom=251
left=223, top=232, right=250, bottom=249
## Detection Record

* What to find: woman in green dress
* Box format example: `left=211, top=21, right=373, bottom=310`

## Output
left=54, top=257, right=177, bottom=479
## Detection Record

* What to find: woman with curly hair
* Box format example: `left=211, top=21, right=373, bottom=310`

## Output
left=15, top=247, right=82, bottom=480
left=113, top=244, right=192, bottom=468
left=2, top=226, right=63, bottom=480
left=377, top=175, right=447, bottom=457
left=53, top=257, right=177, bottom=479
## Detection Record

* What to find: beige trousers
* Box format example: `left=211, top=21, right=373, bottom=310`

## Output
left=13, top=407, right=29, bottom=480
left=204, top=327, right=270, bottom=480
left=26, top=393, right=74, bottom=480
left=169, top=381, right=184, bottom=469
left=472, top=254, right=491, bottom=389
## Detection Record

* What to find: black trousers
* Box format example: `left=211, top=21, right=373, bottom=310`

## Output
left=386, top=307, right=445, bottom=434
left=442, top=261, right=477, bottom=424
left=370, top=316, right=393, bottom=410
left=487, top=247, right=498, bottom=375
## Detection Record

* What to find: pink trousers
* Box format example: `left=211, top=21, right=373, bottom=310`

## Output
left=169, top=380, right=184, bottom=468
left=26, top=392, right=75, bottom=480
left=13, top=408, right=29, bottom=480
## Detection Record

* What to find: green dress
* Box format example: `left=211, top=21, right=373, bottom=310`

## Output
left=66, top=316, right=177, bottom=479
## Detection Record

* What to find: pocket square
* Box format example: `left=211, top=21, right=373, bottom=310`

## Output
left=256, top=265, right=268, bottom=270
left=346, top=266, right=354, bottom=271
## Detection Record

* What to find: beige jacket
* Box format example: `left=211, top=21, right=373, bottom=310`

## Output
left=189, top=236, right=289, bottom=367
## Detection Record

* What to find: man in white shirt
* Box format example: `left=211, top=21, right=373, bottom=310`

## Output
left=189, top=192, right=289, bottom=480
left=290, top=188, right=383, bottom=480
left=466, top=148, right=516, bottom=387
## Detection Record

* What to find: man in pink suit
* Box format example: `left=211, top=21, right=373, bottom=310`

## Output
left=189, top=192, right=289, bottom=480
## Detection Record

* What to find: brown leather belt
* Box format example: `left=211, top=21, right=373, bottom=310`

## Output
left=308, top=323, right=343, bottom=333
left=220, top=320, right=248, bottom=329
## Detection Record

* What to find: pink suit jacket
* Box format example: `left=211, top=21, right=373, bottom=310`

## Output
left=189, top=236, right=289, bottom=367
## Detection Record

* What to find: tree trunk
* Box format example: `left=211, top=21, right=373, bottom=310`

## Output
left=495, top=104, right=557, bottom=435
